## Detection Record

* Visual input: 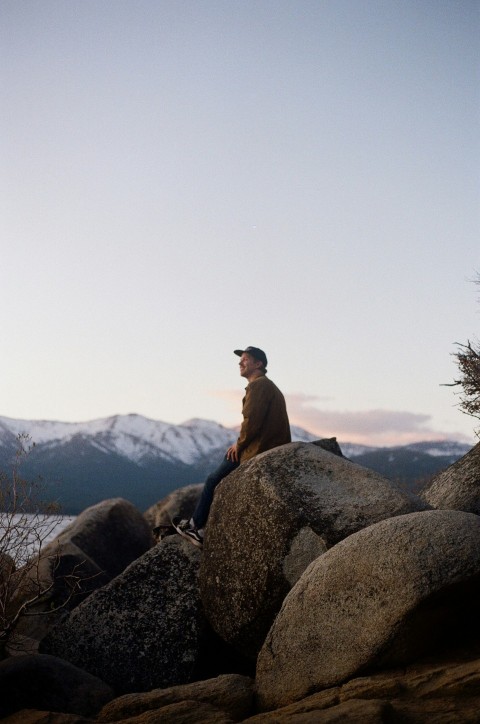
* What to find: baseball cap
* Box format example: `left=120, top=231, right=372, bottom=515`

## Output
left=234, top=346, right=268, bottom=367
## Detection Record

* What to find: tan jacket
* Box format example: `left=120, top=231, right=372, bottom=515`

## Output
left=236, top=375, right=291, bottom=462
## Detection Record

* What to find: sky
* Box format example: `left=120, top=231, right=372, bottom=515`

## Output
left=1, top=0, right=479, bottom=447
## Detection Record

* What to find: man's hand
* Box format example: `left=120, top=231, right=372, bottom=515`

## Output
left=226, top=443, right=239, bottom=462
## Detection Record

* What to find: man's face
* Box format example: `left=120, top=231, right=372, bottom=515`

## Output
left=239, top=352, right=261, bottom=379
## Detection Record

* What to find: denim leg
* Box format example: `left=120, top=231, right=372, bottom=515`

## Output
left=193, top=455, right=239, bottom=529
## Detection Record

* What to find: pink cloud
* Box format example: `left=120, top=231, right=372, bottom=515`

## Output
left=286, top=393, right=471, bottom=446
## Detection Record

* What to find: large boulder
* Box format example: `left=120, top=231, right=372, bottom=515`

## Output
left=144, top=484, right=203, bottom=529
left=256, top=509, right=480, bottom=711
left=0, top=653, right=114, bottom=718
left=52, top=497, right=154, bottom=578
left=200, top=442, right=427, bottom=658
left=40, top=536, right=205, bottom=694
left=420, top=442, right=480, bottom=513
left=6, top=498, right=153, bottom=656
left=144, top=484, right=203, bottom=542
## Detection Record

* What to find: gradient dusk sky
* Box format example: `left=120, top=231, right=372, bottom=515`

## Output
left=1, top=0, right=479, bottom=446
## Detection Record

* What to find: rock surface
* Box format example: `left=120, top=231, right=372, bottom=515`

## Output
left=0, top=653, right=114, bottom=718
left=1, top=713, right=91, bottom=723
left=52, top=497, right=155, bottom=578
left=246, top=648, right=480, bottom=722
left=144, top=484, right=202, bottom=530
left=117, top=700, right=235, bottom=723
left=6, top=498, right=153, bottom=656
left=249, top=699, right=392, bottom=723
left=310, top=437, right=345, bottom=457
left=6, top=542, right=109, bottom=656
left=200, top=442, right=427, bottom=657
left=256, top=509, right=480, bottom=710
left=6, top=651, right=480, bottom=723
left=420, top=441, right=480, bottom=513
left=41, top=536, right=204, bottom=694
left=97, top=673, right=254, bottom=721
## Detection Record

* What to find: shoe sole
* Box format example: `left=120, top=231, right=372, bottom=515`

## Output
left=171, top=521, right=203, bottom=549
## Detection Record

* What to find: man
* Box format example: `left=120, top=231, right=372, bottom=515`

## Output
left=173, top=346, right=291, bottom=547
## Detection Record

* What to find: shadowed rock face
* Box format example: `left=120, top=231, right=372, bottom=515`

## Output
left=255, top=509, right=480, bottom=711
left=6, top=541, right=110, bottom=656
left=200, top=442, right=427, bottom=659
left=97, top=673, right=254, bottom=722
left=420, top=442, right=480, bottom=513
left=0, top=653, right=114, bottom=718
left=7, top=497, right=153, bottom=656
left=41, top=536, right=205, bottom=694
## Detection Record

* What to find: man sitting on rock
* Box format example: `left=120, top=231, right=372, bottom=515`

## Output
left=173, top=346, right=291, bottom=547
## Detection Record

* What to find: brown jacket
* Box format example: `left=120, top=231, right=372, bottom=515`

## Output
left=236, top=375, right=291, bottom=462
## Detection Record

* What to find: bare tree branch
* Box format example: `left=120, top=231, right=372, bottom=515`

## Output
left=0, top=435, right=88, bottom=656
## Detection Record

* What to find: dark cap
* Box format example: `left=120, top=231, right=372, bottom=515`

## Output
left=234, top=346, right=268, bottom=368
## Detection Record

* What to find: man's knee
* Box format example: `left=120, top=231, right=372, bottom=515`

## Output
left=205, top=459, right=238, bottom=489
left=204, top=471, right=221, bottom=491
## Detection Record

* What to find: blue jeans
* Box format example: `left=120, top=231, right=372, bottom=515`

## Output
left=192, top=455, right=240, bottom=529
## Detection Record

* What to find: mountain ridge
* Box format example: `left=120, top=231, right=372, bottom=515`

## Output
left=0, top=413, right=473, bottom=515
left=0, top=412, right=471, bottom=459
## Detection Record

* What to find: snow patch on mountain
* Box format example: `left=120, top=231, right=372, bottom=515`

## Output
left=405, top=440, right=472, bottom=458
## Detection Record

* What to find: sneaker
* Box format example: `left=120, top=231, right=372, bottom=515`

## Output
left=172, top=517, right=203, bottom=548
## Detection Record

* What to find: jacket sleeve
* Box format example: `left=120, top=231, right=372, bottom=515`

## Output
left=236, top=380, right=273, bottom=453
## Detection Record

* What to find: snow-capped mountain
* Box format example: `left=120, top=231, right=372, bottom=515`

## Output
left=0, top=414, right=319, bottom=514
left=0, top=414, right=319, bottom=467
left=0, top=413, right=473, bottom=515
left=0, top=414, right=234, bottom=465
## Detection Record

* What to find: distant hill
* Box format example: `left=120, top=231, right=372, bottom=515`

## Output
left=350, top=441, right=472, bottom=495
left=0, top=414, right=472, bottom=514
